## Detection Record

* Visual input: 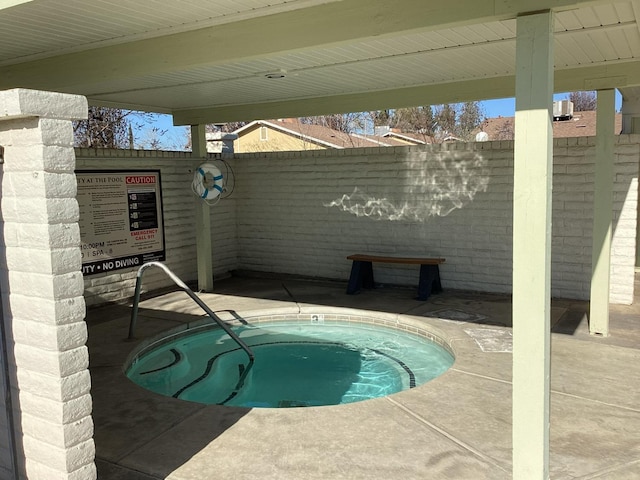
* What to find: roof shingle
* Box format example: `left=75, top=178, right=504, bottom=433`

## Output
left=477, top=111, right=622, bottom=141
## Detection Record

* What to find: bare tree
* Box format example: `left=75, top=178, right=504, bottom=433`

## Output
left=214, top=122, right=247, bottom=133
left=495, top=119, right=514, bottom=140
left=74, top=107, right=130, bottom=148
left=300, top=113, right=365, bottom=134
left=74, top=107, right=165, bottom=149
left=568, top=91, right=597, bottom=111
left=137, top=126, right=189, bottom=150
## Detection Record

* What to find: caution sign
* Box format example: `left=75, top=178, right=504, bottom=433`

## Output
left=76, top=170, right=165, bottom=275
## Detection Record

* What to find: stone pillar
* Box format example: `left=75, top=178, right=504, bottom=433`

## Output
left=512, top=11, right=554, bottom=480
left=0, top=89, right=95, bottom=479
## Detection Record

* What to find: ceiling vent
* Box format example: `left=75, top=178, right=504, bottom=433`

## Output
left=553, top=100, right=574, bottom=121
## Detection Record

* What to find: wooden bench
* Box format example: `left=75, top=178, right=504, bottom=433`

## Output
left=346, top=254, right=445, bottom=301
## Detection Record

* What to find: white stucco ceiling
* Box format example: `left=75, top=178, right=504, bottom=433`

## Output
left=1, top=0, right=639, bottom=124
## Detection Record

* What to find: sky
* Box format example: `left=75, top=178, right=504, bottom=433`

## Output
left=141, top=90, right=624, bottom=150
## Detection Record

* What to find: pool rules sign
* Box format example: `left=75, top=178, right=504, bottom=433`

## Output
left=77, top=170, right=166, bottom=275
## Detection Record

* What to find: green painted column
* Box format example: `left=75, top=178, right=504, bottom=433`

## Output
left=191, top=124, right=214, bottom=292
left=512, top=11, right=554, bottom=480
left=589, top=89, right=615, bottom=336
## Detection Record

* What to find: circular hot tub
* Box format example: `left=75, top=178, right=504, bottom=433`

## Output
left=125, top=313, right=454, bottom=408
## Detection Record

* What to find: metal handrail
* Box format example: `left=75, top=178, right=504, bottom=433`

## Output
left=127, top=262, right=254, bottom=367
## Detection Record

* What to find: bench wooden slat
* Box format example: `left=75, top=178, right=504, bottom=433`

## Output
left=347, top=254, right=445, bottom=265
left=345, top=254, right=445, bottom=301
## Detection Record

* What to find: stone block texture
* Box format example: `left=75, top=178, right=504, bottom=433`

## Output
left=231, top=141, right=636, bottom=303
left=77, top=139, right=637, bottom=306
left=0, top=89, right=94, bottom=480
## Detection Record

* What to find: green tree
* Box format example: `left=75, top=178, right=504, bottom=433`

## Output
left=370, top=109, right=392, bottom=127
left=390, top=106, right=436, bottom=137
left=433, top=104, right=457, bottom=139
left=370, top=102, right=484, bottom=142
left=456, top=102, right=485, bottom=140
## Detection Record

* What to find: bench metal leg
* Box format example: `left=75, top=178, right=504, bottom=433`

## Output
left=417, top=264, right=442, bottom=301
left=346, top=261, right=374, bottom=294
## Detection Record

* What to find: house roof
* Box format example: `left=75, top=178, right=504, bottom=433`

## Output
left=478, top=111, right=624, bottom=141
left=237, top=111, right=625, bottom=151
left=1, top=1, right=639, bottom=125
left=234, top=119, right=404, bottom=149
left=381, top=131, right=433, bottom=145
left=352, top=133, right=411, bottom=147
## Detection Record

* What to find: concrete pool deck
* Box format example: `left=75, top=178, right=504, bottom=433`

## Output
left=87, top=274, right=640, bottom=479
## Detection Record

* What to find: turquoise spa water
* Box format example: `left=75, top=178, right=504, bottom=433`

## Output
left=126, top=321, right=454, bottom=408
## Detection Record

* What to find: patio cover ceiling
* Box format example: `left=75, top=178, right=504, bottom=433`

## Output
left=1, top=0, right=639, bottom=125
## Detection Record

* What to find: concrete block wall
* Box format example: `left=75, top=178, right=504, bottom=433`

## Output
left=75, top=150, right=237, bottom=306
left=76, top=136, right=638, bottom=306
left=611, top=139, right=639, bottom=303
left=0, top=89, right=95, bottom=479
left=232, top=138, right=638, bottom=303
left=552, top=136, right=639, bottom=303
left=233, top=144, right=514, bottom=293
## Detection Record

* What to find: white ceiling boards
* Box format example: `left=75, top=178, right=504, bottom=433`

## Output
left=1, top=0, right=638, bottom=123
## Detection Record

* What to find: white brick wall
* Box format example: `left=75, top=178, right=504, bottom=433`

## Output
left=233, top=138, right=638, bottom=303
left=77, top=137, right=638, bottom=306
left=611, top=138, right=640, bottom=302
left=75, top=150, right=238, bottom=306
left=0, top=89, right=95, bottom=480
